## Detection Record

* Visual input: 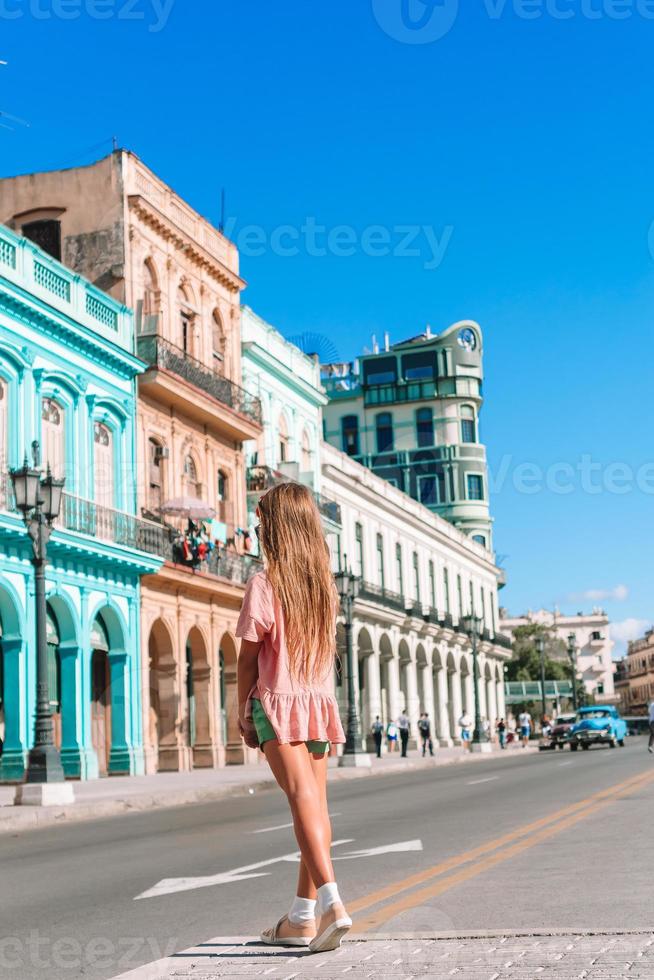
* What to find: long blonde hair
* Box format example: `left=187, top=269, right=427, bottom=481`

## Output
left=257, top=482, right=338, bottom=684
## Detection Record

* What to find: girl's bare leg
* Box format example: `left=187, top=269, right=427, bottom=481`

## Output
left=296, top=751, right=331, bottom=898
left=263, top=741, right=334, bottom=889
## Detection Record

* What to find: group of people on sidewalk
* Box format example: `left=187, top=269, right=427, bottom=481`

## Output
left=370, top=713, right=436, bottom=758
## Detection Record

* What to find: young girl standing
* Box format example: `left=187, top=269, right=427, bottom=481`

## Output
left=236, top=483, right=352, bottom=952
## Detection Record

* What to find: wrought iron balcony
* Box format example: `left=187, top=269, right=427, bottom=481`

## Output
left=363, top=379, right=437, bottom=407
left=405, top=599, right=424, bottom=619
left=439, top=612, right=454, bottom=630
left=137, top=335, right=263, bottom=426
left=494, top=633, right=513, bottom=650
left=358, top=581, right=406, bottom=613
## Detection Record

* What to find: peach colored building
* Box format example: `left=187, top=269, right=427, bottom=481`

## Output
left=0, top=152, right=263, bottom=771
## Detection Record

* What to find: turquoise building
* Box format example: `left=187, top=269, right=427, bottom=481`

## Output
left=0, top=225, right=162, bottom=782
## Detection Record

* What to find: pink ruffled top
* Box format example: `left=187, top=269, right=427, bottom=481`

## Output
left=235, top=570, right=345, bottom=745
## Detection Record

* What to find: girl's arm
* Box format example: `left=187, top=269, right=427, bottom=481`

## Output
left=237, top=638, right=261, bottom=747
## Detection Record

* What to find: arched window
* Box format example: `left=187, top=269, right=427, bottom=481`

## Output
left=212, top=310, right=226, bottom=373
left=300, top=429, right=312, bottom=474
left=341, top=415, right=359, bottom=457
left=472, top=533, right=487, bottom=548
left=461, top=405, right=477, bottom=444
left=217, top=469, right=231, bottom=523
left=148, top=437, right=165, bottom=512
left=41, top=398, right=65, bottom=478
left=278, top=415, right=289, bottom=465
left=416, top=407, right=434, bottom=448
left=143, top=259, right=159, bottom=317
left=376, top=412, right=394, bottom=454
left=183, top=454, right=201, bottom=497
left=94, top=422, right=114, bottom=510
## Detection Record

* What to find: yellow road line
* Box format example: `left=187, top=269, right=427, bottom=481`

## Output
left=349, top=768, right=654, bottom=931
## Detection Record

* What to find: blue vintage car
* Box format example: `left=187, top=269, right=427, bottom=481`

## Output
left=568, top=706, right=628, bottom=751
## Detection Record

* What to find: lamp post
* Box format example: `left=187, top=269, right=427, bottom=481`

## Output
left=10, top=442, right=74, bottom=806
left=535, top=634, right=547, bottom=721
left=335, top=561, right=371, bottom=768
left=461, top=612, right=491, bottom=753
left=567, top=632, right=579, bottom=713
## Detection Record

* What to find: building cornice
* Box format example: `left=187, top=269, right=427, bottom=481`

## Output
left=128, top=195, right=246, bottom=295
left=0, top=279, right=145, bottom=381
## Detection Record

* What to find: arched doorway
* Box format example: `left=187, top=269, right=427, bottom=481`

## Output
left=148, top=618, right=180, bottom=772
left=45, top=605, right=62, bottom=751
left=90, top=615, right=111, bottom=776
left=220, top=632, right=242, bottom=765
left=186, top=627, right=214, bottom=768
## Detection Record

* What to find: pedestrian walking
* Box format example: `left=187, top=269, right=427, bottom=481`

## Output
left=648, top=700, right=654, bottom=754
left=371, top=715, right=384, bottom=758
left=496, top=717, right=507, bottom=749
left=458, top=711, right=473, bottom=750
left=518, top=709, right=532, bottom=747
left=236, top=484, right=351, bottom=952
left=417, top=712, right=435, bottom=756
left=397, top=711, right=410, bottom=757
left=386, top=720, right=399, bottom=752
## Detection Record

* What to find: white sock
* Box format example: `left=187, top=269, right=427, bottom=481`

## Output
left=288, top=896, right=317, bottom=925
left=317, top=882, right=341, bottom=915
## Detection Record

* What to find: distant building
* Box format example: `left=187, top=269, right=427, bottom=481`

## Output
left=321, top=321, right=493, bottom=551
left=240, top=306, right=330, bottom=539
left=614, top=629, right=654, bottom=715
left=499, top=608, right=615, bottom=701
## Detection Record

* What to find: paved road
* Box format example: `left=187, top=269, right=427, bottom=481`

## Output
left=0, top=739, right=652, bottom=980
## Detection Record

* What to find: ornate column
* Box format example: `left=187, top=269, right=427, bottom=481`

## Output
left=435, top=664, right=452, bottom=746
left=450, top=663, right=463, bottom=745
left=58, top=641, right=82, bottom=779
left=405, top=654, right=420, bottom=746
left=107, top=650, right=132, bottom=775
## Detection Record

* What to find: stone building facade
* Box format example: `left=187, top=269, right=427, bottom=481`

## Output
left=0, top=152, right=263, bottom=771
left=614, top=629, right=654, bottom=715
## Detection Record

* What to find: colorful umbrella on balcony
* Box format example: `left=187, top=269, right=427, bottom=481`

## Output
left=160, top=497, right=216, bottom=520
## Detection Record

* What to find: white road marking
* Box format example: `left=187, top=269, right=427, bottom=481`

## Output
left=251, top=812, right=341, bottom=834
left=134, top=839, right=355, bottom=900
left=467, top=776, right=499, bottom=785
left=558, top=761, right=574, bottom=767
left=334, top=839, right=423, bottom=860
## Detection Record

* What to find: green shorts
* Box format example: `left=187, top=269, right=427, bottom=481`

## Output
left=251, top=698, right=329, bottom=755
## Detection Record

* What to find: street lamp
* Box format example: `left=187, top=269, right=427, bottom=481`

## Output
left=10, top=442, right=74, bottom=806
left=535, top=634, right=547, bottom=721
left=567, top=632, right=579, bottom=713
left=335, top=560, right=370, bottom=768
left=461, top=612, right=491, bottom=752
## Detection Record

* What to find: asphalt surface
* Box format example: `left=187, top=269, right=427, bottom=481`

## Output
left=0, top=738, right=651, bottom=980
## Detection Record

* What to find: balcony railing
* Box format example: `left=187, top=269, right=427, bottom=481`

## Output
left=405, top=599, right=424, bottom=618
left=162, top=534, right=261, bottom=584
left=494, top=633, right=513, bottom=650
left=358, top=581, right=406, bottom=613
left=138, top=335, right=262, bottom=426
left=363, top=380, right=437, bottom=407
left=59, top=494, right=167, bottom=556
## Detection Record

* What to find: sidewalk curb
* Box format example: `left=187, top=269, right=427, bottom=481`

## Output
left=0, top=747, right=537, bottom=836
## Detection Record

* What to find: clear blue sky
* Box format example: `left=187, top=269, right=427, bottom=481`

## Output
left=2, top=0, right=652, bottom=654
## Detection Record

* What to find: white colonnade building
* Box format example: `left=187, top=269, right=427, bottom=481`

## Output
left=321, top=442, right=512, bottom=749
